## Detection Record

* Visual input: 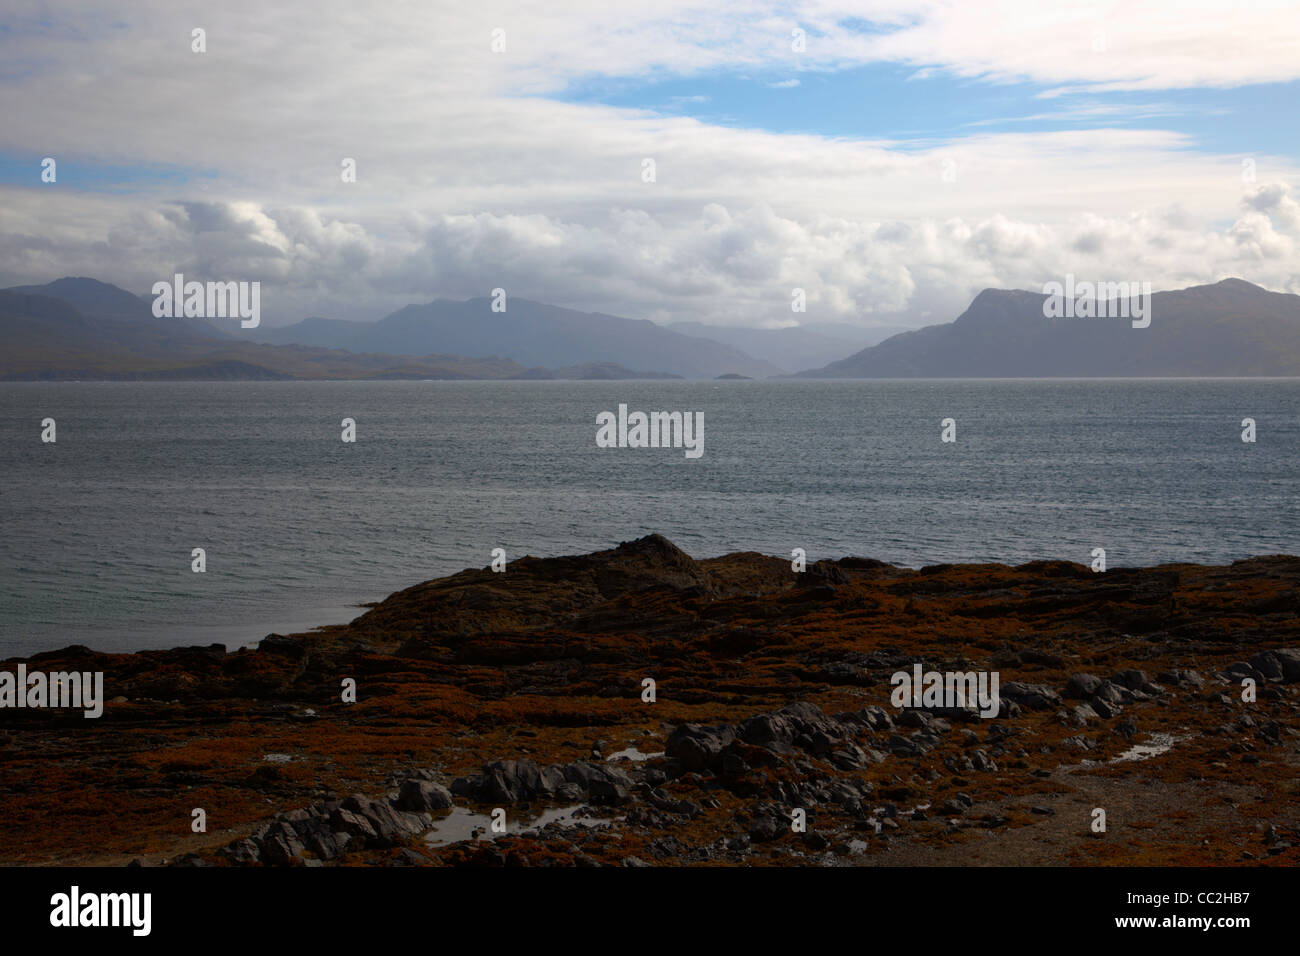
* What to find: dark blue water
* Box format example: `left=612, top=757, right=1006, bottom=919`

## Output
left=2, top=379, right=1297, bottom=656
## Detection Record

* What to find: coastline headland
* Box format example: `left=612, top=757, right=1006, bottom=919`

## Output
left=2, top=535, right=1297, bottom=867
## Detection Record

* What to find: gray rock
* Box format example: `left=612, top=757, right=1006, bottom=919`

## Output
left=330, top=807, right=378, bottom=842
left=1000, top=682, right=1062, bottom=710
left=970, top=749, right=998, bottom=772
left=396, top=779, right=454, bottom=812
left=666, top=723, right=736, bottom=769
left=1094, top=680, right=1128, bottom=703
left=855, top=705, right=895, bottom=730
left=1271, top=649, right=1300, bottom=681
left=259, top=821, right=305, bottom=865
left=478, top=759, right=547, bottom=803
left=1091, top=696, right=1121, bottom=719
left=220, top=839, right=261, bottom=865
left=897, top=709, right=932, bottom=729
left=749, top=814, right=784, bottom=843
left=1065, top=673, right=1103, bottom=699
left=1248, top=652, right=1283, bottom=680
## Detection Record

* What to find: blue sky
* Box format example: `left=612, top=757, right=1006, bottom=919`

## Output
left=3, top=71, right=1294, bottom=191
left=1, top=1, right=1298, bottom=328
left=560, top=66, right=1300, bottom=157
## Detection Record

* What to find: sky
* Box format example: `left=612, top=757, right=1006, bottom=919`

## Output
left=1, top=0, right=1298, bottom=329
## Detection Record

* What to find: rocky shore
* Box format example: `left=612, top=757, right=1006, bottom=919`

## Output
left=2, top=535, right=1298, bottom=866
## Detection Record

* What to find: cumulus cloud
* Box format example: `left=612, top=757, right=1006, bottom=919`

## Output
left=1, top=1, right=1297, bottom=326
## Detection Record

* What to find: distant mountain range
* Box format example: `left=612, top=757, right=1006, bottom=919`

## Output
left=0, top=279, right=680, bottom=381
left=249, top=298, right=781, bottom=379
left=3, top=276, right=1297, bottom=381
left=800, top=279, right=1300, bottom=377
left=667, top=320, right=908, bottom=371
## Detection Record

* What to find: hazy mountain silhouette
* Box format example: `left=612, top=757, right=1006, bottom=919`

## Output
left=3, top=277, right=232, bottom=352
left=0, top=280, right=677, bottom=380
left=800, top=279, right=1300, bottom=377
left=667, top=320, right=909, bottom=373
left=252, top=297, right=781, bottom=379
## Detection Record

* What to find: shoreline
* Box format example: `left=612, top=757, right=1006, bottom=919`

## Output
left=9, top=549, right=1299, bottom=663
left=1, top=535, right=1298, bottom=867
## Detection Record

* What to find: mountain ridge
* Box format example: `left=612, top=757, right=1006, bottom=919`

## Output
left=0, top=282, right=680, bottom=381
left=250, top=296, right=782, bottom=379
left=800, top=278, right=1300, bottom=378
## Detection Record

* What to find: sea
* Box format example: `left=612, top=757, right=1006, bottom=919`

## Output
left=1, top=379, right=1297, bottom=657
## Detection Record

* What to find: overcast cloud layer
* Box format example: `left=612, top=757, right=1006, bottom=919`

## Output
left=2, top=0, right=1298, bottom=327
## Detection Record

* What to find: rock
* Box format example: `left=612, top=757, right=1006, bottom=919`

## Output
left=1111, top=669, right=1161, bottom=694
left=220, top=839, right=261, bottom=865
left=999, top=682, right=1062, bottom=710
left=970, top=749, right=998, bottom=772
left=1090, top=697, right=1121, bottom=719
left=801, top=831, right=830, bottom=851
left=749, top=814, right=784, bottom=843
left=1225, top=662, right=1263, bottom=684
left=721, top=751, right=750, bottom=775
left=478, top=759, right=547, bottom=803
left=1094, top=680, right=1128, bottom=703
left=1270, top=648, right=1300, bottom=681
left=738, top=702, right=847, bottom=758
left=555, top=761, right=633, bottom=804
left=928, top=706, right=980, bottom=723
left=887, top=734, right=918, bottom=756
left=588, top=777, right=629, bottom=804
left=897, top=709, right=932, bottom=729
left=855, top=705, right=895, bottom=730
left=1065, top=673, right=1103, bottom=699
left=828, top=746, right=870, bottom=771
left=396, top=779, right=454, bottom=812
left=330, top=807, right=378, bottom=842
left=666, top=723, right=736, bottom=769
left=1248, top=652, right=1283, bottom=680
left=259, top=821, right=305, bottom=865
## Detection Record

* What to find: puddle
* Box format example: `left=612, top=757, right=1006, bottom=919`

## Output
left=261, top=753, right=299, bottom=763
left=1069, top=732, right=1190, bottom=770
left=1111, top=732, right=1186, bottom=763
left=606, top=747, right=664, bottom=763
left=423, top=804, right=618, bottom=848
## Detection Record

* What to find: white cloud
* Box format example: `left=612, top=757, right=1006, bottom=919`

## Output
left=1, top=1, right=1297, bottom=327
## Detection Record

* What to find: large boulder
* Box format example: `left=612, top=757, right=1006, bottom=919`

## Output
left=396, top=779, right=454, bottom=812
left=999, top=682, right=1062, bottom=710
left=1065, top=673, right=1102, bottom=699
left=666, top=723, right=736, bottom=770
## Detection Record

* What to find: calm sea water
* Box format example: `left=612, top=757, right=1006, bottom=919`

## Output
left=1, top=379, right=1297, bottom=656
